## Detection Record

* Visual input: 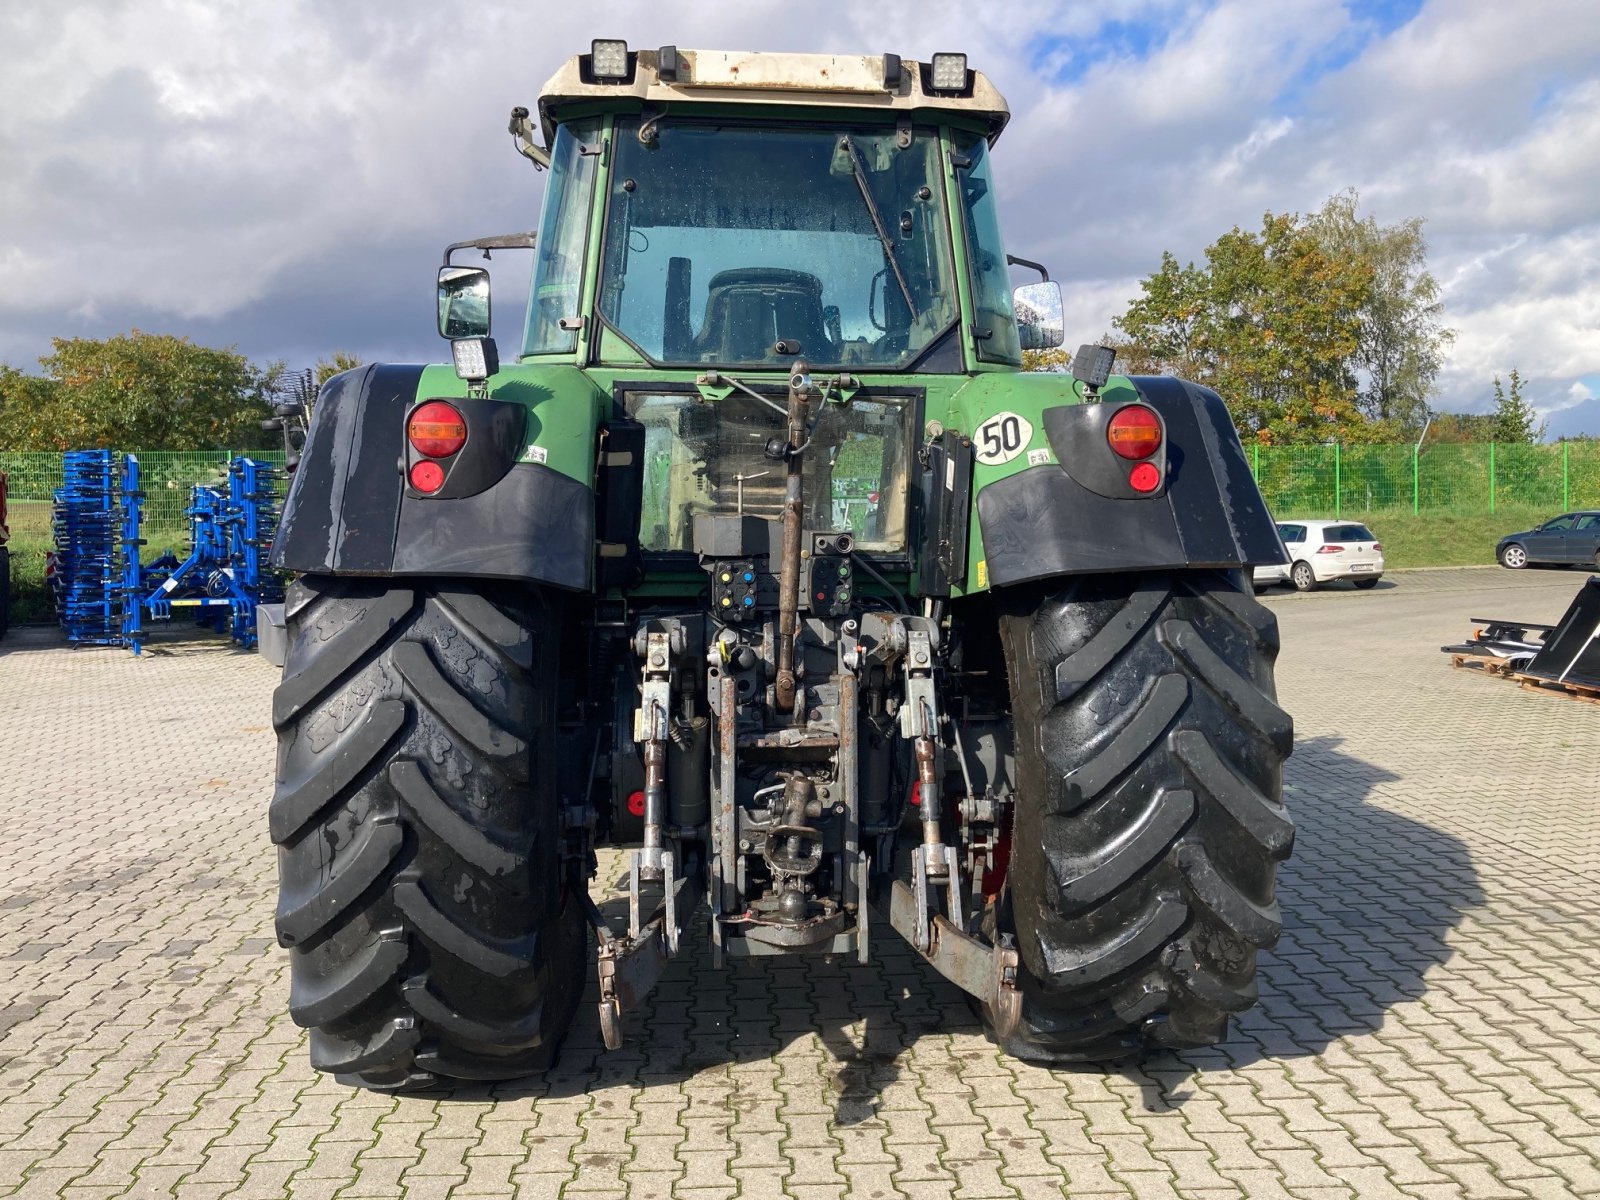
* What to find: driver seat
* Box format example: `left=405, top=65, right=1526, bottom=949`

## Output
left=693, top=268, right=833, bottom=362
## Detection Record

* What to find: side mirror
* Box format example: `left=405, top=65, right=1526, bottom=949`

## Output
left=1012, top=280, right=1064, bottom=351
left=438, top=266, right=491, bottom=339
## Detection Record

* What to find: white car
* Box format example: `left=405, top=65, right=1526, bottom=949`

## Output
left=1254, top=520, right=1385, bottom=591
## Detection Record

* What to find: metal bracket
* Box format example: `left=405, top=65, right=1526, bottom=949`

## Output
left=594, top=850, right=698, bottom=1051
left=885, top=876, right=1021, bottom=1040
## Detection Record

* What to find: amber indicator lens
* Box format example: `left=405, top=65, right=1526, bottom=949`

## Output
left=409, top=460, right=445, bottom=493
left=1106, top=405, right=1162, bottom=460
left=406, top=401, right=467, bottom=458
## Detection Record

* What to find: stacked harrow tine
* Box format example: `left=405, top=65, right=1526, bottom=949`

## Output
left=51, top=450, right=129, bottom=645
left=53, top=451, right=286, bottom=654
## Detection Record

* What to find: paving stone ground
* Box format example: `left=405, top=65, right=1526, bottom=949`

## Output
left=1, top=565, right=1598, bottom=1199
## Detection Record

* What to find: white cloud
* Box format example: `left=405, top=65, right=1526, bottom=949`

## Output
left=0, top=0, right=1596, bottom=434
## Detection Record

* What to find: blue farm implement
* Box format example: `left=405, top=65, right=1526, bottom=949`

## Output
left=51, top=453, right=285, bottom=653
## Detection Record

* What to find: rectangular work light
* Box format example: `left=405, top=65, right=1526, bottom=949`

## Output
left=929, top=52, right=968, bottom=92
left=590, top=39, right=630, bottom=80
left=451, top=336, right=499, bottom=383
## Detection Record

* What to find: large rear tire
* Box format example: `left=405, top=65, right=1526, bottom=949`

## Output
left=270, top=576, right=586, bottom=1089
left=989, top=570, right=1293, bottom=1062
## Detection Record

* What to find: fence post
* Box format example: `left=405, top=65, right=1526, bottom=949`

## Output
left=1333, top=443, right=1341, bottom=519
left=1489, top=442, right=1496, bottom=514
left=1563, top=441, right=1570, bottom=510
left=1412, top=444, right=1419, bottom=515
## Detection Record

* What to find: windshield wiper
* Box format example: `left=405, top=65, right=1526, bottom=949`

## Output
left=840, top=136, right=918, bottom=321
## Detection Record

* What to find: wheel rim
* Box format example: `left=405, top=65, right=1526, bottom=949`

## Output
left=1293, top=563, right=1313, bottom=588
left=1504, top=546, right=1526, bottom=568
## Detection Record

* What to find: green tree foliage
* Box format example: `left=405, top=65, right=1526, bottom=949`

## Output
left=0, top=331, right=282, bottom=451
left=1115, top=212, right=1370, bottom=444
left=1112, top=194, right=1454, bottom=445
left=1491, top=368, right=1546, bottom=443
left=316, top=351, right=363, bottom=385
left=1306, top=190, right=1453, bottom=432
left=1424, top=411, right=1498, bottom=443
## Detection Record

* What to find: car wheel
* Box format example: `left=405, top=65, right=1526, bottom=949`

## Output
left=1499, top=544, right=1528, bottom=569
left=1353, top=577, right=1380, bottom=590
left=1290, top=561, right=1316, bottom=591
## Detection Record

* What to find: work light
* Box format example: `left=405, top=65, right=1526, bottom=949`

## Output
left=591, top=39, right=630, bottom=80
left=451, top=337, right=499, bottom=383
left=929, top=53, right=968, bottom=92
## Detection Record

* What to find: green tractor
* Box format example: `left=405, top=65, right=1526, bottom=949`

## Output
left=269, top=44, right=1293, bottom=1089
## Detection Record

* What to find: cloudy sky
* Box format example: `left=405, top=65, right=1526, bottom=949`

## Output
left=3, top=0, right=1598, bottom=434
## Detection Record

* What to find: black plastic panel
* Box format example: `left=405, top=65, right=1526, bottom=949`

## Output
left=274, top=364, right=593, bottom=590
left=978, top=376, right=1285, bottom=587
left=392, top=463, right=592, bottom=590
left=407, top=395, right=527, bottom=501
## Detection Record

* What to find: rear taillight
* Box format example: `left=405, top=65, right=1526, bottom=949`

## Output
left=1317, top=544, right=1344, bottom=554
left=407, top=401, right=467, bottom=458
left=409, top=460, right=445, bottom=494
left=1106, top=405, right=1162, bottom=460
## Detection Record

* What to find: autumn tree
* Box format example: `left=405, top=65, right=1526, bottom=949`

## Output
left=316, top=351, right=363, bottom=385
left=0, top=331, right=282, bottom=451
left=1306, top=190, right=1453, bottom=433
left=1115, top=211, right=1371, bottom=444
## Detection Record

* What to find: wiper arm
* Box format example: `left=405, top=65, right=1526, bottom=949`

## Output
left=841, top=136, right=918, bottom=321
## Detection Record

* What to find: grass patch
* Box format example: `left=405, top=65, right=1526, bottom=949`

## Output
left=1271, top=505, right=1555, bottom=569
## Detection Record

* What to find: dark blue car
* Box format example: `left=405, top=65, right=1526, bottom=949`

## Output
left=1497, top=511, right=1600, bottom=569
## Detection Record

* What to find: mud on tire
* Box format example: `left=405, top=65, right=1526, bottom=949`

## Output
left=990, top=569, right=1293, bottom=1062
left=270, top=576, right=586, bottom=1088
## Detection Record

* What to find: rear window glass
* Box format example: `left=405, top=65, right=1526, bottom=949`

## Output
left=1323, top=524, right=1375, bottom=542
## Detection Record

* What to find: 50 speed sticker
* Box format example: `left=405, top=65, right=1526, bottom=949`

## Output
left=974, top=412, right=1034, bottom=466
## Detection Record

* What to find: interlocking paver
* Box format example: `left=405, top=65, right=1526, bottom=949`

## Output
left=2, top=567, right=1600, bottom=1198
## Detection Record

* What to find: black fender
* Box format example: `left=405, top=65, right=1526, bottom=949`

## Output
left=271, top=364, right=593, bottom=590
left=975, top=376, right=1285, bottom=588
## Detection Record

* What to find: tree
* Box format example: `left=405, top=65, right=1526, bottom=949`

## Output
left=1306, top=191, right=1453, bottom=434
left=0, top=331, right=281, bottom=451
left=0, top=367, right=63, bottom=450
left=316, top=352, right=363, bottom=385
left=1491, top=368, right=1546, bottom=443
left=1115, top=210, right=1371, bottom=444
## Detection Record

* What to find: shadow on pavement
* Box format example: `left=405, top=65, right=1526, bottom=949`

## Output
left=430, top=732, right=1482, bottom=1116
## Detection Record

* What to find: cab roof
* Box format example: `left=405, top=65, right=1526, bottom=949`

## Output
left=535, top=46, right=1009, bottom=145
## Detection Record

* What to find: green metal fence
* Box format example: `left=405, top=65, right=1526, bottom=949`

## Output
left=4, top=443, right=1596, bottom=536
left=1, top=450, right=285, bottom=537
left=1250, top=442, right=1600, bottom=517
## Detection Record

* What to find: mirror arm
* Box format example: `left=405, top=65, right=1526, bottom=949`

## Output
left=509, top=107, right=552, bottom=169
left=443, top=233, right=538, bottom=267
left=1006, top=254, right=1050, bottom=282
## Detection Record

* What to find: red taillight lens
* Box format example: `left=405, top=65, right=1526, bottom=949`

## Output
left=407, top=401, right=467, bottom=458
left=1317, top=544, right=1344, bottom=554
left=1106, top=405, right=1163, bottom=460
left=409, top=460, right=445, bottom=493
left=1128, top=462, right=1162, bottom=493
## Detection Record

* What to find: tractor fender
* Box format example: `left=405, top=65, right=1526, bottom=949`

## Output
left=972, top=375, right=1285, bottom=589
left=272, top=363, right=595, bottom=590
